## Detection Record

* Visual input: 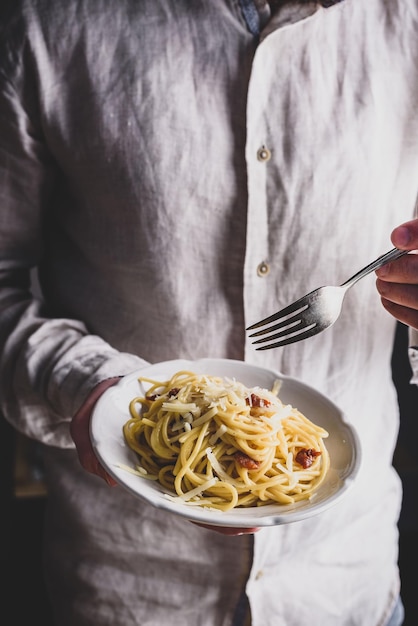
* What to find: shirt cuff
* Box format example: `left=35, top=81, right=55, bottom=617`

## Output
left=408, top=327, right=418, bottom=385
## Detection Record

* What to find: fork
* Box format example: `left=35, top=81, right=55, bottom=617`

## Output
left=247, top=247, right=409, bottom=350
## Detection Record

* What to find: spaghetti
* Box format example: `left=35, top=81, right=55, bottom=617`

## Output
left=122, top=370, right=330, bottom=511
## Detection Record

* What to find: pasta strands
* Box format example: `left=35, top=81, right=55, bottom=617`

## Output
left=122, top=371, right=330, bottom=510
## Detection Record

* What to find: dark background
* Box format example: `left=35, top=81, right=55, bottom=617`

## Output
left=1, top=322, right=417, bottom=625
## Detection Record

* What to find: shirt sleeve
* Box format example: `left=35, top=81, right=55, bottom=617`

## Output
left=408, top=188, right=418, bottom=385
left=0, top=25, right=148, bottom=449
left=409, top=329, right=418, bottom=385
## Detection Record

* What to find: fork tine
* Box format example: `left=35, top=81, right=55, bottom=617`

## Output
left=251, top=318, right=316, bottom=345
left=249, top=315, right=303, bottom=338
left=246, top=290, right=315, bottom=331
left=253, top=322, right=320, bottom=351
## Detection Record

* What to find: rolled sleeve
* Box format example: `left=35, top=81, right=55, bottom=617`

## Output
left=409, top=327, right=418, bottom=385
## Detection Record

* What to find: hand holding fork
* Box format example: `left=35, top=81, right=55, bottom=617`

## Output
left=247, top=219, right=418, bottom=350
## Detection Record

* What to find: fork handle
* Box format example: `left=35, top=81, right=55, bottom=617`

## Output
left=340, top=247, right=409, bottom=288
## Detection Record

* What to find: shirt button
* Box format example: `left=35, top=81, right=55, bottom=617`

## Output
left=257, top=146, right=271, bottom=162
left=255, top=570, right=264, bottom=580
left=257, top=262, right=270, bottom=277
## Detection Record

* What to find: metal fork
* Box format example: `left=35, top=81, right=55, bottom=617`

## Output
left=247, top=247, right=408, bottom=350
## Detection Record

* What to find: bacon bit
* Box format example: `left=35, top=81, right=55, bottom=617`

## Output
left=295, top=448, right=321, bottom=469
left=146, top=387, right=179, bottom=402
left=235, top=451, right=261, bottom=470
left=246, top=393, right=272, bottom=408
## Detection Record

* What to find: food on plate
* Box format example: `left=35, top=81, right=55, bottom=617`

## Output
left=122, top=370, right=330, bottom=511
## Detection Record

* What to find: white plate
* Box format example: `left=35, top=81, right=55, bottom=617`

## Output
left=90, top=358, right=361, bottom=527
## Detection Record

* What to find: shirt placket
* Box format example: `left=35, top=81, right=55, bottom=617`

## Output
left=243, top=42, right=273, bottom=361
left=242, top=5, right=326, bottom=362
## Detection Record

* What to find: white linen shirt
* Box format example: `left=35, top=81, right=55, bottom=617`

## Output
left=1, top=1, right=418, bottom=624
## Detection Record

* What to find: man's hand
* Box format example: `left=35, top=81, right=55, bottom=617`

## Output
left=193, top=522, right=260, bottom=536
left=70, top=377, right=122, bottom=486
left=375, top=218, right=418, bottom=330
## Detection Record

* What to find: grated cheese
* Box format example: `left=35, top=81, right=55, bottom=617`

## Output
left=206, top=447, right=248, bottom=489
left=165, top=476, right=219, bottom=502
left=209, top=424, right=228, bottom=445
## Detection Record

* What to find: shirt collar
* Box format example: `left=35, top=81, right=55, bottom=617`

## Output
left=239, top=0, right=346, bottom=37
